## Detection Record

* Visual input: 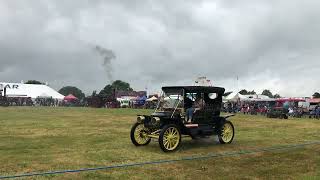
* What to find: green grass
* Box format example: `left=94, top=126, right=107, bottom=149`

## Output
left=0, top=107, right=319, bottom=179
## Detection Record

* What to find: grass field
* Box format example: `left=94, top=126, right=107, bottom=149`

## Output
left=0, top=107, right=319, bottom=179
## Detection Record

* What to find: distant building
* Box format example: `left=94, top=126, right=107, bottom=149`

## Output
left=194, top=77, right=212, bottom=86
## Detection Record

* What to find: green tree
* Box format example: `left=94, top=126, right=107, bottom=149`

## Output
left=99, top=80, right=133, bottom=97
left=273, top=94, right=281, bottom=98
left=239, top=89, right=256, bottom=95
left=312, top=92, right=320, bottom=98
left=25, top=80, right=44, bottom=84
left=239, top=89, right=248, bottom=95
left=261, top=89, right=273, bottom=98
left=91, top=90, right=97, bottom=97
left=247, top=90, right=256, bottom=95
left=59, top=86, right=85, bottom=99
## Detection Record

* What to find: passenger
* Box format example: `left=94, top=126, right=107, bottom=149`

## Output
left=186, top=93, right=205, bottom=123
left=288, top=107, right=294, bottom=116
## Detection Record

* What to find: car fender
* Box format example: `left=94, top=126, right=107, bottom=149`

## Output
left=222, top=114, right=235, bottom=120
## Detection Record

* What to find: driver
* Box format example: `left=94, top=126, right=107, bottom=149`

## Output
left=186, top=93, right=205, bottom=123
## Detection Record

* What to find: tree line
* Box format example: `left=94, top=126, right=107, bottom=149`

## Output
left=238, top=89, right=320, bottom=98
left=25, top=80, right=133, bottom=100
left=24, top=80, right=320, bottom=99
left=238, top=89, right=281, bottom=98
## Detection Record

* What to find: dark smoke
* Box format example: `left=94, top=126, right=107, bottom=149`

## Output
left=94, top=45, right=116, bottom=82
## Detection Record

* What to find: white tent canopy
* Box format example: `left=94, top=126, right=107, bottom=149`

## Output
left=0, top=82, right=65, bottom=100
left=225, top=92, right=248, bottom=102
left=146, top=96, right=158, bottom=102
left=243, top=94, right=275, bottom=102
left=225, top=92, right=274, bottom=102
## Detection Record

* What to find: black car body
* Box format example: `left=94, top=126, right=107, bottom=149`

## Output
left=130, top=86, right=235, bottom=152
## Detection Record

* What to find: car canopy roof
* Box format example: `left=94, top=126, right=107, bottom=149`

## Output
left=162, top=86, right=225, bottom=95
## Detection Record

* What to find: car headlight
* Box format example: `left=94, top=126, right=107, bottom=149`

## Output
left=151, top=117, right=160, bottom=124
left=137, top=116, right=145, bottom=123
left=153, top=117, right=160, bottom=122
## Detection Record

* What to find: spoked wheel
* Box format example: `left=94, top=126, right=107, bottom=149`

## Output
left=218, top=120, right=235, bottom=144
left=159, top=124, right=181, bottom=152
left=130, top=123, right=151, bottom=146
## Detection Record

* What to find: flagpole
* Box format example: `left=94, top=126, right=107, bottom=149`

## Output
left=237, top=76, right=239, bottom=93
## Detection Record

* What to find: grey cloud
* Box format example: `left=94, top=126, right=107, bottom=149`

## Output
left=0, top=0, right=319, bottom=96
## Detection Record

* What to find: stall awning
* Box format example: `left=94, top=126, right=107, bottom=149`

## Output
left=64, top=94, right=78, bottom=101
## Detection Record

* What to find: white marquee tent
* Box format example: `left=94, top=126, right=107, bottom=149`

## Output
left=225, top=92, right=247, bottom=102
left=0, top=82, right=65, bottom=100
left=146, top=96, right=158, bottom=102
left=225, top=92, right=273, bottom=102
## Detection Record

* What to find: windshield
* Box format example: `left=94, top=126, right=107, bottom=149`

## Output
left=155, top=90, right=183, bottom=111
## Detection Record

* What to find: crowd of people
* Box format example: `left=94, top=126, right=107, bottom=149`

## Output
left=307, top=105, right=320, bottom=119
left=1, top=94, right=319, bottom=120
left=223, top=102, right=268, bottom=115
left=222, top=101, right=320, bottom=119
left=1, top=97, right=86, bottom=107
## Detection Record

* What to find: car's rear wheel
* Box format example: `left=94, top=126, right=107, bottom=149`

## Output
left=218, top=121, right=235, bottom=144
left=159, top=124, right=181, bottom=152
left=130, top=122, right=151, bottom=146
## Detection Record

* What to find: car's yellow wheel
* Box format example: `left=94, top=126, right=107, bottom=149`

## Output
left=218, top=121, right=235, bottom=144
left=130, top=123, right=151, bottom=146
left=159, top=124, right=181, bottom=152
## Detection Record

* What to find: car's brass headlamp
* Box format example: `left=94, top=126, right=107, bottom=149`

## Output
left=137, top=116, right=145, bottom=123
left=151, top=117, right=160, bottom=125
left=152, top=117, right=160, bottom=122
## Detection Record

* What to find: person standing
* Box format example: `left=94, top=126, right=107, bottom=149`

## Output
left=316, top=106, right=320, bottom=119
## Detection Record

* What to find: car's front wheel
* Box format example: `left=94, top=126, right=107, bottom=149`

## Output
left=218, top=120, right=235, bottom=144
left=130, top=122, right=151, bottom=146
left=159, top=124, right=181, bottom=152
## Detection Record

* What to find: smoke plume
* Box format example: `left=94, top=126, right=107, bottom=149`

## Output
left=94, top=45, right=116, bottom=82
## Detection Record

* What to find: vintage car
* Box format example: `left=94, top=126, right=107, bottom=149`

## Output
left=130, top=86, right=235, bottom=152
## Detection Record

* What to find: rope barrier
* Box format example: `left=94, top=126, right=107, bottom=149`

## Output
left=1, top=141, right=320, bottom=179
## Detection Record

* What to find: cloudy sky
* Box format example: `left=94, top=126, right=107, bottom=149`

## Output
left=0, top=0, right=319, bottom=97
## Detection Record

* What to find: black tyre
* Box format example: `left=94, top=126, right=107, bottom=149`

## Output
left=218, top=120, right=235, bottom=144
left=130, top=122, right=151, bottom=146
left=159, top=124, right=181, bottom=152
